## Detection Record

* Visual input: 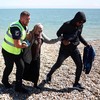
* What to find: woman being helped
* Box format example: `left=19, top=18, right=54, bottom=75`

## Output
left=23, top=23, right=62, bottom=89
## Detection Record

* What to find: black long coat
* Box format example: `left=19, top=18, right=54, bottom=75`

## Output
left=23, top=36, right=41, bottom=84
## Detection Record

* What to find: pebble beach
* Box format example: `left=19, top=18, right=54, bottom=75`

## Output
left=0, top=40, right=100, bottom=100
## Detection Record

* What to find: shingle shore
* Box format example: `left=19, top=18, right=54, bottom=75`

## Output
left=0, top=40, right=100, bottom=100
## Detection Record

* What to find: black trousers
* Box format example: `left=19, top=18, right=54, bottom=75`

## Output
left=23, top=56, right=40, bottom=86
left=47, top=44, right=83, bottom=84
left=2, top=48, right=24, bottom=86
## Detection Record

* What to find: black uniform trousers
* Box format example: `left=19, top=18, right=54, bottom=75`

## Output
left=47, top=43, right=83, bottom=84
left=2, top=48, right=24, bottom=87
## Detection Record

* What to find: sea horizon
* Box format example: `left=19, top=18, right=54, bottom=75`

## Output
left=0, top=9, right=100, bottom=46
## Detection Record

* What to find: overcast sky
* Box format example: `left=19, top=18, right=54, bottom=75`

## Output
left=0, top=0, right=100, bottom=8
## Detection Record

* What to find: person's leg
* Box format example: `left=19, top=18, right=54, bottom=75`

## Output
left=15, top=54, right=28, bottom=93
left=71, top=48, right=83, bottom=84
left=2, top=49, right=14, bottom=88
left=71, top=48, right=84, bottom=89
left=46, top=52, right=68, bottom=82
left=31, top=57, right=40, bottom=88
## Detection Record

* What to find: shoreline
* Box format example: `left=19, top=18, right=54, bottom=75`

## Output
left=0, top=39, right=100, bottom=99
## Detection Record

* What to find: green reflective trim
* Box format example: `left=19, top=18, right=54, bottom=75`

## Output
left=6, top=29, right=23, bottom=41
left=6, top=31, right=12, bottom=38
left=4, top=38, right=15, bottom=47
left=11, top=24, right=22, bottom=31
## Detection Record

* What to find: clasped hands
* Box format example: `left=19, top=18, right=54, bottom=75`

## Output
left=62, top=40, right=70, bottom=46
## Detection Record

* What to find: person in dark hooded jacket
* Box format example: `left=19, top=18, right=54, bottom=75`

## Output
left=45, top=11, right=90, bottom=90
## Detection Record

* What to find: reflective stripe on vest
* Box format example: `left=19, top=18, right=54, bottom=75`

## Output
left=4, top=38, right=15, bottom=46
left=2, top=21, right=27, bottom=55
left=6, top=27, right=23, bottom=42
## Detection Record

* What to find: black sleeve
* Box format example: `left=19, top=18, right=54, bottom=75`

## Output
left=79, top=33, right=88, bottom=46
left=10, top=27, right=21, bottom=39
left=57, top=22, right=76, bottom=41
left=78, top=25, right=88, bottom=46
left=56, top=23, right=66, bottom=37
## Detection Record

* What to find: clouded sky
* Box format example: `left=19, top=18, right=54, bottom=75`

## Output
left=0, top=0, right=100, bottom=8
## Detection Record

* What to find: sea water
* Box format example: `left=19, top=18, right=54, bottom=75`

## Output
left=0, top=9, right=100, bottom=46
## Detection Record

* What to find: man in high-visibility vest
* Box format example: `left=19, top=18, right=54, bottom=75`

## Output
left=1, top=11, right=30, bottom=93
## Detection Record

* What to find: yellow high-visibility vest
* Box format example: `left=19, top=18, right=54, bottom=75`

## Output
left=2, top=21, right=27, bottom=55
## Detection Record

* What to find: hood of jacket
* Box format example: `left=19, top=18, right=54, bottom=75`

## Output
left=71, top=11, right=86, bottom=25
